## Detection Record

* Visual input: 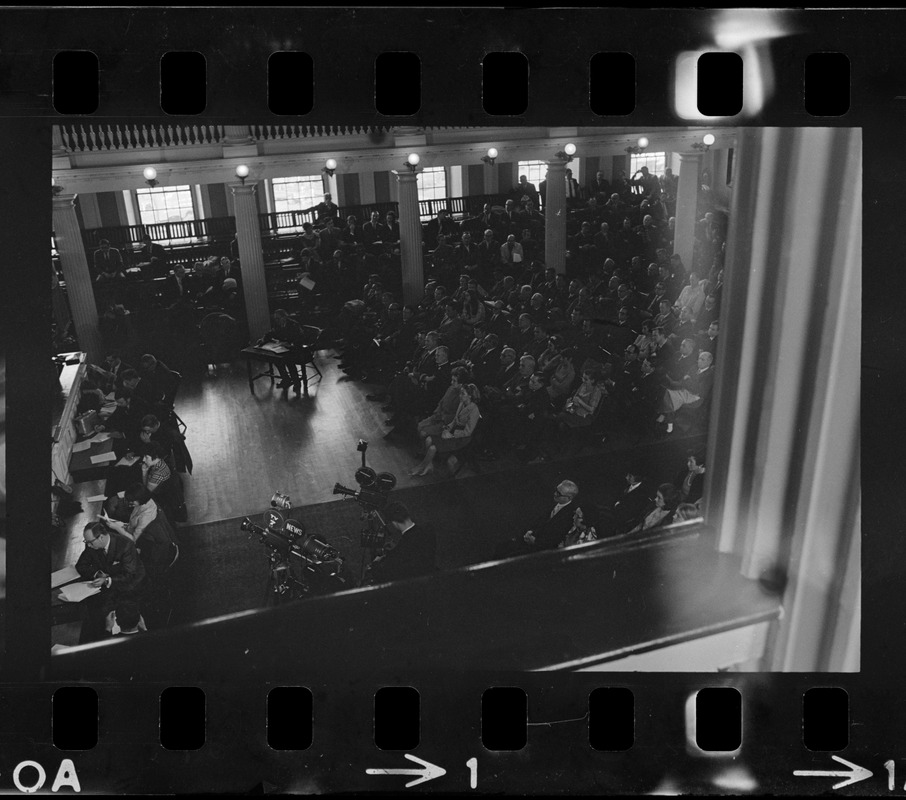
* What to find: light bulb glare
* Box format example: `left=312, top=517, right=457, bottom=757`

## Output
left=487, top=148, right=498, bottom=159
left=637, top=137, right=649, bottom=149
left=564, top=143, right=577, bottom=156
left=235, top=164, right=250, bottom=178
left=407, top=153, right=420, bottom=166
left=325, top=158, right=337, bottom=170
left=703, top=134, right=716, bottom=146
left=143, top=166, right=157, bottom=181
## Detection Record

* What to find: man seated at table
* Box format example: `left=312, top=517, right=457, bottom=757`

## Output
left=137, top=234, right=168, bottom=277
left=120, top=369, right=167, bottom=418
left=256, top=308, right=305, bottom=394
left=75, top=520, right=146, bottom=643
left=88, top=351, right=133, bottom=393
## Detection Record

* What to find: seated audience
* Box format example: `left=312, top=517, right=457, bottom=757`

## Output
left=409, top=383, right=481, bottom=477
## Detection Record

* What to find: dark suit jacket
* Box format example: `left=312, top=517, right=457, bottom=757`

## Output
left=607, top=481, right=653, bottom=534
left=369, top=524, right=437, bottom=583
left=76, top=531, right=146, bottom=594
left=529, top=501, right=578, bottom=550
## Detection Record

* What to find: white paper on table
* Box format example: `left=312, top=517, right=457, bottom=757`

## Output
left=299, top=276, right=316, bottom=290
left=71, top=440, right=92, bottom=452
left=86, top=494, right=107, bottom=503
left=90, top=452, right=117, bottom=465
left=260, top=342, right=290, bottom=354
left=115, top=455, right=139, bottom=467
left=58, top=581, right=102, bottom=603
left=51, top=565, right=81, bottom=588
left=89, top=432, right=111, bottom=443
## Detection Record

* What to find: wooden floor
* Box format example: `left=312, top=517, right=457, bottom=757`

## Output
left=179, top=348, right=538, bottom=525
left=173, top=349, right=702, bottom=527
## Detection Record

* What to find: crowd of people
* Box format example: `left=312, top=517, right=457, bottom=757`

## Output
left=61, top=162, right=725, bottom=614
left=72, top=350, right=192, bottom=642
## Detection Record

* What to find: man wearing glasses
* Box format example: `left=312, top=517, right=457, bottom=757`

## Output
left=75, top=521, right=146, bottom=642
left=494, top=480, right=580, bottom=558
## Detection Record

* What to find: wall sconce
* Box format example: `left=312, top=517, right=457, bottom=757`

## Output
left=691, top=133, right=717, bottom=152
left=405, top=152, right=421, bottom=172
left=235, top=164, right=250, bottom=185
left=554, top=142, right=577, bottom=162
left=625, top=136, right=650, bottom=155
left=142, top=166, right=159, bottom=188
left=481, top=147, right=498, bottom=166
left=322, top=158, right=337, bottom=178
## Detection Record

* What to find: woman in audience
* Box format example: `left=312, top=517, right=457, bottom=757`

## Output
left=628, top=483, right=682, bottom=533
left=556, top=366, right=605, bottom=430
left=547, top=348, right=578, bottom=410
left=559, top=503, right=603, bottom=548
left=460, top=289, right=487, bottom=334
left=140, top=441, right=185, bottom=524
left=417, top=366, right=471, bottom=442
left=409, top=383, right=481, bottom=477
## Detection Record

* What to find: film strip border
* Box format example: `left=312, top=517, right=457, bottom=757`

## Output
left=0, top=8, right=899, bottom=123
left=0, top=679, right=900, bottom=794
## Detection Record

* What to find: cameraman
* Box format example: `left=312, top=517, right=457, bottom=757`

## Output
left=367, top=501, right=437, bottom=584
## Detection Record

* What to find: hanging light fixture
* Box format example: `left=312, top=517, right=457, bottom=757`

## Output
left=405, top=152, right=421, bottom=172
left=555, top=142, right=577, bottom=162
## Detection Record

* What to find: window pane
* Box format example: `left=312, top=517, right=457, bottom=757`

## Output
left=517, top=160, right=547, bottom=187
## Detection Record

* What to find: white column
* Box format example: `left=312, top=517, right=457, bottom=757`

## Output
left=674, top=152, right=703, bottom=268
left=483, top=161, right=499, bottom=195
left=392, top=169, right=425, bottom=305
left=229, top=182, right=270, bottom=340
left=543, top=160, right=568, bottom=274
left=52, top=193, right=103, bottom=360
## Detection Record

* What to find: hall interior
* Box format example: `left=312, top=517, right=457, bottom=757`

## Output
left=47, top=124, right=860, bottom=676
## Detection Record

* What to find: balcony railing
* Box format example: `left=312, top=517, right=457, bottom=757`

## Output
left=60, top=124, right=226, bottom=153
left=58, top=124, right=395, bottom=153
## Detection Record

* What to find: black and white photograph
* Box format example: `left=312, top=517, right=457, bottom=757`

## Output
left=47, top=117, right=861, bottom=676
left=0, top=5, right=902, bottom=796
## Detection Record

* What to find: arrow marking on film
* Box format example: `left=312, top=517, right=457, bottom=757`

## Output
left=366, top=754, right=446, bottom=788
left=794, top=755, right=873, bottom=790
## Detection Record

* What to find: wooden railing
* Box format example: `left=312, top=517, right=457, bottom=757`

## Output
left=58, top=124, right=393, bottom=153
left=60, top=124, right=225, bottom=153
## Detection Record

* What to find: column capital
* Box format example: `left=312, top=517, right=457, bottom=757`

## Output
left=52, top=192, right=79, bottom=210
left=392, top=169, right=421, bottom=183
left=229, top=182, right=258, bottom=197
left=677, top=151, right=705, bottom=163
left=545, top=159, right=568, bottom=172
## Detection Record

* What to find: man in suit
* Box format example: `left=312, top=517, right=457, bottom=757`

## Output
left=363, top=209, right=389, bottom=246
left=600, top=469, right=653, bottom=536
left=513, top=174, right=540, bottom=207
left=588, top=171, right=612, bottom=203
left=307, top=192, right=339, bottom=226
left=455, top=232, right=482, bottom=278
left=139, top=354, right=180, bottom=407
left=366, top=501, right=436, bottom=583
left=93, top=239, right=124, bottom=278
left=76, top=520, right=146, bottom=642
left=495, top=480, right=580, bottom=557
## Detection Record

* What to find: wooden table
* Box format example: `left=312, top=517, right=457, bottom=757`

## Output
left=240, top=345, right=313, bottom=397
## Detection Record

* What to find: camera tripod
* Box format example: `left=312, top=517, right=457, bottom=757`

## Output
left=263, top=551, right=309, bottom=606
left=359, top=507, right=392, bottom=584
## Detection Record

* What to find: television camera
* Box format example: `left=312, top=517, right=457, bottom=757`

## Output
left=332, top=439, right=398, bottom=579
left=240, top=490, right=350, bottom=603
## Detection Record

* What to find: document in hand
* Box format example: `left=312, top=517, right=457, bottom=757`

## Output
left=58, top=581, right=102, bottom=603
